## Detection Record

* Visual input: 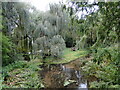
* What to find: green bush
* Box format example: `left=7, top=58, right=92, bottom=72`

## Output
left=90, top=81, right=120, bottom=88
left=2, top=61, right=27, bottom=81
left=1, top=33, right=22, bottom=66
left=1, top=33, right=11, bottom=65
left=81, top=47, right=119, bottom=88
left=92, top=47, right=119, bottom=65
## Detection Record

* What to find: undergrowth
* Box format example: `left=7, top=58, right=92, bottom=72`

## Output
left=1, top=59, right=43, bottom=88
left=81, top=46, right=120, bottom=88
left=45, top=48, right=88, bottom=64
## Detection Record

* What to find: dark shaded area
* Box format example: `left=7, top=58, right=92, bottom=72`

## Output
left=65, top=37, right=76, bottom=48
left=23, top=54, right=30, bottom=61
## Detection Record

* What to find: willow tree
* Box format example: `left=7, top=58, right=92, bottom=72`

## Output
left=12, top=2, right=33, bottom=54
left=33, top=3, right=69, bottom=59
left=2, top=2, right=35, bottom=61
left=2, top=2, right=18, bottom=36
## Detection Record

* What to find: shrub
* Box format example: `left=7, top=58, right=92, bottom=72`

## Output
left=1, top=33, right=12, bottom=66
left=1, top=33, right=22, bottom=66
left=81, top=47, right=119, bottom=88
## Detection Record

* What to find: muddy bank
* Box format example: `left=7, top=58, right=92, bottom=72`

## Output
left=39, top=58, right=89, bottom=88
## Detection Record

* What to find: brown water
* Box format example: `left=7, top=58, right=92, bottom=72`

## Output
left=39, top=59, right=88, bottom=89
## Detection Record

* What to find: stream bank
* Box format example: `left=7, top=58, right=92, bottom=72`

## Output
left=39, top=58, right=89, bottom=89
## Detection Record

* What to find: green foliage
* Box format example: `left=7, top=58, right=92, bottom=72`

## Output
left=45, top=48, right=88, bottom=64
left=0, top=9, right=2, bottom=30
left=50, top=35, right=66, bottom=57
left=1, top=34, right=23, bottom=66
left=1, top=1, right=120, bottom=88
left=92, top=47, right=119, bottom=65
left=90, top=81, right=120, bottom=88
left=1, top=61, right=27, bottom=88
left=66, top=1, right=119, bottom=49
left=64, top=32, right=76, bottom=47
left=1, top=33, right=12, bottom=62
left=81, top=60, right=99, bottom=76
left=2, top=60, right=43, bottom=88
left=76, top=34, right=87, bottom=49
left=1, top=33, right=20, bottom=66
left=90, top=81, right=109, bottom=88
left=81, top=46, right=119, bottom=88
left=0, top=70, right=2, bottom=89
left=32, top=4, right=68, bottom=59
left=3, top=61, right=27, bottom=73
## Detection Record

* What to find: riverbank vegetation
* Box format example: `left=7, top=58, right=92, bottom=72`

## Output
left=1, top=0, right=119, bottom=89
left=44, top=48, right=88, bottom=64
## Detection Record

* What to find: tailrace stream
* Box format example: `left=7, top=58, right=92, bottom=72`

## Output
left=39, top=59, right=88, bottom=89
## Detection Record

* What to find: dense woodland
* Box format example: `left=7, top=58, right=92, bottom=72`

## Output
left=0, top=0, right=120, bottom=89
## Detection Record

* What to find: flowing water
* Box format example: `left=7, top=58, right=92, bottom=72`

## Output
left=39, top=59, right=88, bottom=89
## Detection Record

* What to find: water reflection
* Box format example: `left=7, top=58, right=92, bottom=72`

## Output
left=40, top=62, right=88, bottom=88
left=78, top=83, right=87, bottom=88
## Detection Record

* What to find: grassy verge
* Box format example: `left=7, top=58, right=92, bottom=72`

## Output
left=45, top=48, right=88, bottom=64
